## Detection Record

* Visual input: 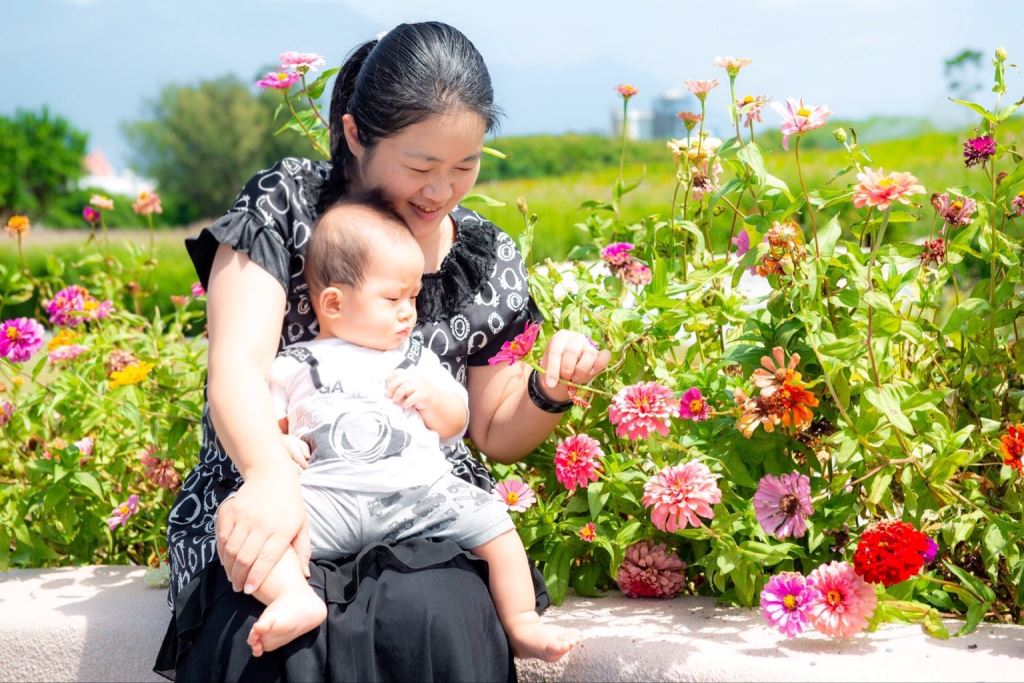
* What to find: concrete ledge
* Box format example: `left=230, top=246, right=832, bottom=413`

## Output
left=2, top=566, right=1022, bottom=682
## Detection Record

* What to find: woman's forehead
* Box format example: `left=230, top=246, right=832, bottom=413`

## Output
left=386, top=110, right=486, bottom=159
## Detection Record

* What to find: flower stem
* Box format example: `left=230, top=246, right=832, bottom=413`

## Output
left=793, top=137, right=820, bottom=259
left=865, top=209, right=891, bottom=388
left=284, top=92, right=329, bottom=158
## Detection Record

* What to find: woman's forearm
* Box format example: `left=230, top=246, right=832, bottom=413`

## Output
left=469, top=365, right=565, bottom=464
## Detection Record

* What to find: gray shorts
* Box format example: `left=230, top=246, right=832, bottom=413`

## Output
left=303, top=473, right=515, bottom=558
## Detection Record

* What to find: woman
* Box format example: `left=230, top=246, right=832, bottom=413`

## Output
left=155, top=21, right=609, bottom=682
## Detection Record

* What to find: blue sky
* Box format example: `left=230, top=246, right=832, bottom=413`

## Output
left=6, top=0, right=1023, bottom=169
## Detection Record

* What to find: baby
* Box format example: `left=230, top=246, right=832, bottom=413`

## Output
left=245, top=192, right=581, bottom=663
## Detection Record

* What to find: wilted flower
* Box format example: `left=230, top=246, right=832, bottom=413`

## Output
left=0, top=401, right=13, bottom=427
left=852, top=168, right=925, bottom=211
left=736, top=94, right=770, bottom=127
left=677, top=111, right=702, bottom=132
left=713, top=56, right=752, bottom=78
left=139, top=447, right=181, bottom=490
left=491, top=478, right=537, bottom=512
left=622, top=260, right=652, bottom=286
left=1000, top=424, right=1024, bottom=472
left=190, top=282, right=206, bottom=298
left=601, top=242, right=635, bottom=268
left=642, top=461, right=721, bottom=532
left=578, top=522, right=597, bottom=542
left=732, top=229, right=751, bottom=258
left=1011, top=191, right=1024, bottom=217
left=279, top=51, right=326, bottom=73
left=616, top=540, right=686, bottom=598
left=5, top=214, right=29, bottom=237
left=107, top=494, right=139, bottom=531
left=132, top=190, right=163, bottom=216
left=109, top=361, right=155, bottom=388
left=678, top=387, right=711, bottom=421
left=566, top=384, right=591, bottom=408
left=684, top=79, right=719, bottom=101
left=734, top=387, right=783, bottom=437
left=963, top=135, right=996, bottom=167
left=256, top=71, right=302, bottom=90
left=615, top=84, right=638, bottom=100
left=690, top=158, right=723, bottom=201
left=89, top=194, right=114, bottom=211
left=609, top=381, right=678, bottom=439
left=853, top=520, right=931, bottom=586
left=0, top=317, right=45, bottom=363
left=760, top=572, right=821, bottom=638
left=82, top=206, right=100, bottom=225
left=105, top=349, right=139, bottom=375
left=754, top=472, right=813, bottom=539
left=931, top=192, right=976, bottom=227
left=756, top=221, right=807, bottom=278
left=919, top=238, right=946, bottom=267
left=49, top=344, right=88, bottom=363
left=771, top=98, right=832, bottom=151
left=554, top=434, right=604, bottom=491
left=806, top=561, right=877, bottom=639
left=488, top=322, right=540, bottom=366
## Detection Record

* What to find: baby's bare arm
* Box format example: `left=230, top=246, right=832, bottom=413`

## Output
left=385, top=368, right=468, bottom=439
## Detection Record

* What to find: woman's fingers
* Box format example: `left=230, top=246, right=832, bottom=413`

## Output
left=544, top=330, right=610, bottom=387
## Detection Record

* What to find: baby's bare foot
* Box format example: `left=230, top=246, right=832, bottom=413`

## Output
left=247, top=588, right=327, bottom=657
left=506, top=617, right=581, bottom=662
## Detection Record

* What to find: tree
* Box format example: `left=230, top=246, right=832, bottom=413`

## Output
left=0, top=108, right=88, bottom=220
left=944, top=49, right=984, bottom=102
left=123, top=75, right=313, bottom=222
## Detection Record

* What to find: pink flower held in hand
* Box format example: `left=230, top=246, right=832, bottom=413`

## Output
left=132, top=190, right=163, bottom=216
left=578, top=522, right=597, bottom=542
left=806, top=561, right=877, bottom=639
left=684, top=79, right=719, bottom=101
left=0, top=317, right=44, bottom=363
left=256, top=70, right=302, bottom=90
left=770, top=98, right=832, bottom=150
left=963, top=135, right=996, bottom=167
left=491, top=478, right=537, bottom=512
left=601, top=242, right=635, bottom=268
left=279, top=51, right=326, bottom=73
left=107, top=494, right=139, bottom=531
left=487, top=322, right=540, bottom=366
left=642, top=461, right=721, bottom=532
left=713, top=56, right=752, bottom=78
left=753, top=471, right=813, bottom=539
left=678, top=387, right=711, bottom=421
left=616, top=540, right=686, bottom=598
left=190, top=282, right=206, bottom=298
left=931, top=192, right=976, bottom=227
left=760, top=572, right=821, bottom=638
left=609, top=381, right=678, bottom=440
left=852, top=167, right=924, bottom=211
left=554, top=434, right=604, bottom=491
left=615, top=84, right=638, bottom=100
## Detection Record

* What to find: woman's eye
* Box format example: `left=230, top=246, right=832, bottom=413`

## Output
left=456, top=167, right=475, bottom=173
left=409, top=167, right=431, bottom=174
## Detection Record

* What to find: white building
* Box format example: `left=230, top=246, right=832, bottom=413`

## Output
left=611, top=87, right=701, bottom=141
left=79, top=150, right=155, bottom=198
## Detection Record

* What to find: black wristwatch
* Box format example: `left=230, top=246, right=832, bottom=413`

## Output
left=528, top=369, right=574, bottom=413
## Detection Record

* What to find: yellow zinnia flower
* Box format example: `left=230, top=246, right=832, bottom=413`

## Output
left=5, top=215, right=30, bottom=236
left=109, top=362, right=155, bottom=388
left=47, top=329, right=79, bottom=351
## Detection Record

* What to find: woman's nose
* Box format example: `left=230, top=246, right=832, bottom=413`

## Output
left=422, top=178, right=452, bottom=204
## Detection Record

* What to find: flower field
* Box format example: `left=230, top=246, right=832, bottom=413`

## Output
left=3, top=48, right=1024, bottom=642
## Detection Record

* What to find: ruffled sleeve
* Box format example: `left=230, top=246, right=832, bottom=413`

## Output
left=185, top=210, right=290, bottom=291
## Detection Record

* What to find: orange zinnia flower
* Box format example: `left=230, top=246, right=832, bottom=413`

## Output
left=1000, top=424, right=1024, bottom=472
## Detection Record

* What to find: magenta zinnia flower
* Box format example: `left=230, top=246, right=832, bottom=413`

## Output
left=852, top=168, right=924, bottom=211
left=609, top=381, right=678, bottom=440
left=1012, top=192, right=1024, bottom=217
left=732, top=229, right=751, bottom=258
left=642, top=461, right=721, bottom=532
left=678, top=387, right=711, bottom=421
left=963, top=135, right=996, bottom=167
left=0, top=317, right=44, bottom=363
left=487, top=322, right=540, bottom=366
left=770, top=98, right=831, bottom=150
left=616, top=540, right=686, bottom=598
left=684, top=79, right=719, bottom=101
left=0, top=401, right=13, bottom=427
left=256, top=70, right=302, bottom=90
left=760, top=572, right=821, bottom=638
left=554, top=434, right=604, bottom=491
left=82, top=206, right=100, bottom=225
left=190, top=282, right=205, bottom=298
left=491, top=478, right=537, bottom=512
left=922, top=536, right=939, bottom=564
left=601, top=242, right=635, bottom=268
left=46, top=285, right=111, bottom=327
left=107, top=494, right=139, bottom=531
left=753, top=471, right=813, bottom=539
left=578, top=522, right=597, bottom=542
left=931, top=192, right=976, bottom=227
left=806, top=561, right=877, bottom=639
left=279, top=51, right=326, bottom=73
left=920, top=238, right=946, bottom=267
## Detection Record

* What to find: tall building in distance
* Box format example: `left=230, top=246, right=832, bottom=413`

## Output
left=611, top=87, right=700, bottom=141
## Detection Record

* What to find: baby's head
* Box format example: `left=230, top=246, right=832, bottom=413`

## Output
left=306, top=191, right=424, bottom=350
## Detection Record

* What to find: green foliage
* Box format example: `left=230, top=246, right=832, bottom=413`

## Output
left=0, top=108, right=87, bottom=219
left=477, top=134, right=669, bottom=183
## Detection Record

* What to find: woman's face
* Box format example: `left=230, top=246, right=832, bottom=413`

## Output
left=345, top=109, right=486, bottom=239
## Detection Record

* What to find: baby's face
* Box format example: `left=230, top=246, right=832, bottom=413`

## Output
left=329, top=234, right=424, bottom=351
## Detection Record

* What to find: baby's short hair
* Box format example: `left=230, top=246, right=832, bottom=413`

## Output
left=305, top=189, right=413, bottom=296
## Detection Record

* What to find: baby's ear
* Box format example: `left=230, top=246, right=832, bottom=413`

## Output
left=318, top=286, right=345, bottom=317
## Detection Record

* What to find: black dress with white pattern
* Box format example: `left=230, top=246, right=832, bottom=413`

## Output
left=155, top=158, right=545, bottom=682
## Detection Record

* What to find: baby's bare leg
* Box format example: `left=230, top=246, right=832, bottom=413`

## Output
left=471, top=530, right=581, bottom=662
left=246, top=546, right=327, bottom=657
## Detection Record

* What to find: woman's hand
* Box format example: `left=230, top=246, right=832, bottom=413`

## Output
left=539, top=329, right=611, bottom=399
left=216, top=463, right=310, bottom=593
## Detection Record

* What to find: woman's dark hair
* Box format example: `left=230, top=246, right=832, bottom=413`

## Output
left=315, top=21, right=501, bottom=214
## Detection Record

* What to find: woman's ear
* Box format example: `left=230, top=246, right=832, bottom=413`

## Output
left=341, top=114, right=364, bottom=164
left=318, top=286, right=345, bottom=319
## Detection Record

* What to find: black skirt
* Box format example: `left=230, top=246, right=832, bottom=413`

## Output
left=154, top=537, right=549, bottom=683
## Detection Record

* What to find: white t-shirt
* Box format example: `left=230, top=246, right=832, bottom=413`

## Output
left=268, top=337, right=469, bottom=493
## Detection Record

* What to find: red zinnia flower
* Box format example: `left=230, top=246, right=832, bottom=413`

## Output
left=616, top=540, right=685, bottom=599
left=852, top=520, right=930, bottom=586
left=1000, top=424, right=1024, bottom=472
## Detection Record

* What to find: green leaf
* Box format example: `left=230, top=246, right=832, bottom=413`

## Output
left=677, top=220, right=706, bottom=254
left=71, top=471, right=104, bottom=500
left=482, top=146, right=507, bottom=160
left=587, top=482, right=610, bottom=519
left=305, top=67, right=339, bottom=100
left=818, top=214, right=842, bottom=259
left=867, top=470, right=894, bottom=505
left=943, top=561, right=997, bottom=604
left=941, top=298, right=990, bottom=334
left=736, top=142, right=766, bottom=185
left=959, top=602, right=988, bottom=636
left=460, top=193, right=506, bottom=208
left=949, top=98, right=997, bottom=124
left=863, top=386, right=915, bottom=435
left=542, top=544, right=573, bottom=606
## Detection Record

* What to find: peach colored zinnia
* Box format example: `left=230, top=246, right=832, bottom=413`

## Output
left=132, top=190, right=163, bottom=216
left=615, top=84, right=638, bottom=100
left=642, top=461, right=721, bottom=532
left=771, top=98, right=831, bottom=150
left=554, top=434, right=604, bottom=491
left=852, top=168, right=924, bottom=211
left=684, top=79, right=719, bottom=101
left=608, top=381, right=678, bottom=440
left=713, top=56, right=752, bottom=78
left=806, top=561, right=877, bottom=639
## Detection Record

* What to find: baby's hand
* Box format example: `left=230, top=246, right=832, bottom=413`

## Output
left=281, top=434, right=311, bottom=471
left=385, top=368, right=436, bottom=412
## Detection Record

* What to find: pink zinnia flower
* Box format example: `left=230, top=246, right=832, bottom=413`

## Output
left=487, top=322, right=540, bottom=366
left=49, top=344, right=88, bottom=363
left=0, top=401, right=13, bottom=427
left=89, top=194, right=114, bottom=211
left=642, top=461, right=721, bottom=532
left=1012, top=191, right=1024, bottom=217
left=82, top=206, right=100, bottom=225
left=256, top=71, right=302, bottom=90
left=770, top=98, right=832, bottom=150
left=736, top=95, right=770, bottom=126
left=0, top=317, right=44, bottom=363
left=615, top=84, right=638, bottom=100
left=732, top=229, right=751, bottom=258
left=190, top=282, right=205, bottom=298
left=806, top=561, right=878, bottom=639
left=684, top=79, right=719, bottom=101
left=491, top=478, right=537, bottom=512
left=107, top=494, right=139, bottom=531
left=279, top=51, right=326, bottom=73
left=678, top=387, right=711, bottom=421
left=622, top=260, right=652, bottom=286
left=760, top=572, right=821, bottom=637
left=616, top=540, right=686, bottom=598
left=46, top=285, right=111, bottom=327
left=554, top=434, right=604, bottom=491
left=609, top=381, right=678, bottom=440
left=713, top=56, right=752, bottom=78
left=677, top=111, right=702, bottom=132
left=753, top=471, right=813, bottom=539
left=852, top=167, right=925, bottom=211
left=963, top=135, right=996, bottom=167
left=601, top=242, right=635, bottom=268
left=73, top=436, right=94, bottom=457
left=132, top=190, right=163, bottom=216
left=931, top=192, right=976, bottom=227
left=578, top=522, right=597, bottom=542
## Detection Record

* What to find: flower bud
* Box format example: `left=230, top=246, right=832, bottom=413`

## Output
left=832, top=127, right=847, bottom=144
left=996, top=47, right=1007, bottom=62
left=516, top=197, right=529, bottom=215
